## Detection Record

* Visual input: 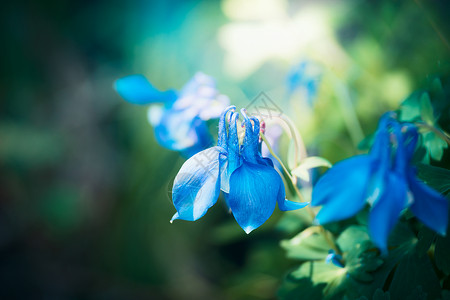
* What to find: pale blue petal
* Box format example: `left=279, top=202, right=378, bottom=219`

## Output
left=171, top=146, right=226, bottom=221
left=114, top=74, right=177, bottom=105
left=312, top=155, right=372, bottom=224
left=154, top=113, right=212, bottom=157
left=228, top=162, right=278, bottom=233
left=408, top=170, right=448, bottom=235
left=369, top=173, right=408, bottom=255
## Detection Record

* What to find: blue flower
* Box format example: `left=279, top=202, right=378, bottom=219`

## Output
left=286, top=61, right=322, bottom=106
left=171, top=106, right=308, bottom=233
left=325, top=250, right=344, bottom=268
left=114, top=72, right=230, bottom=157
left=312, top=113, right=448, bottom=254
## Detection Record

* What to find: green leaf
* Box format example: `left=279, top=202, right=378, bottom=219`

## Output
left=419, top=92, right=435, bottom=126
left=337, top=225, right=370, bottom=253
left=292, top=156, right=332, bottom=181
left=422, top=131, right=448, bottom=162
left=345, top=240, right=383, bottom=282
left=291, top=261, right=347, bottom=298
left=276, top=209, right=313, bottom=234
left=399, top=91, right=422, bottom=122
left=416, top=227, right=436, bottom=257
left=416, top=163, right=450, bottom=195
left=388, top=252, right=441, bottom=300
left=358, top=133, right=375, bottom=152
left=280, top=227, right=333, bottom=261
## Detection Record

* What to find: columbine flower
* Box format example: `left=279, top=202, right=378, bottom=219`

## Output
left=114, top=72, right=229, bottom=157
left=286, top=61, right=322, bottom=106
left=312, top=113, right=448, bottom=254
left=171, top=106, right=308, bottom=233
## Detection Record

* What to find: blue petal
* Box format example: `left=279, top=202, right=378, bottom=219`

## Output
left=369, top=172, right=408, bottom=255
left=171, top=146, right=226, bottom=221
left=312, top=155, right=373, bottom=224
left=274, top=172, right=309, bottom=211
left=114, top=74, right=177, bottom=105
left=221, top=112, right=241, bottom=193
left=278, top=199, right=309, bottom=211
left=408, top=170, right=448, bottom=235
left=154, top=113, right=212, bottom=156
left=228, top=161, right=279, bottom=233
left=241, top=111, right=260, bottom=164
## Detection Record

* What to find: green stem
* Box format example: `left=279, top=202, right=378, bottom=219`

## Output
left=261, top=133, right=341, bottom=254
left=260, top=133, right=314, bottom=218
left=330, top=73, right=365, bottom=148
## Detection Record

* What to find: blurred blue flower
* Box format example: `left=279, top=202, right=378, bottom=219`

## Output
left=286, top=61, right=322, bottom=106
left=171, top=106, right=308, bottom=233
left=312, top=113, right=448, bottom=254
left=114, top=72, right=230, bottom=157
left=325, top=250, right=344, bottom=268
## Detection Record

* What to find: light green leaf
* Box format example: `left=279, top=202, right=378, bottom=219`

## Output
left=337, top=225, right=370, bottom=253
left=292, top=156, right=332, bottom=181
left=291, top=261, right=347, bottom=298
left=280, top=226, right=333, bottom=261
left=399, top=91, right=422, bottom=122
left=422, top=131, right=448, bottom=162
left=419, top=92, right=435, bottom=125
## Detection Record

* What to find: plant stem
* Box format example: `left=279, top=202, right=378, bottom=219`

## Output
left=261, top=133, right=341, bottom=254
left=261, top=133, right=315, bottom=219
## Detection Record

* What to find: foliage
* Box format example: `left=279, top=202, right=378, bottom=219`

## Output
left=278, top=77, right=450, bottom=299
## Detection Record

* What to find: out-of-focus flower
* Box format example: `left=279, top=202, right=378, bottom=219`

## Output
left=312, top=113, right=448, bottom=254
left=171, top=106, right=308, bottom=233
left=114, top=72, right=229, bottom=157
left=286, top=61, right=322, bottom=106
left=325, top=250, right=344, bottom=268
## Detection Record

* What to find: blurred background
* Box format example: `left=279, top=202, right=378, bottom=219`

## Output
left=1, top=0, right=450, bottom=299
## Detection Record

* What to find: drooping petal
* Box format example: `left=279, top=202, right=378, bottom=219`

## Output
left=114, top=74, right=177, bottom=105
left=171, top=146, right=226, bottom=222
left=228, top=161, right=279, bottom=233
left=407, top=170, right=448, bottom=235
left=369, top=172, right=408, bottom=255
left=312, top=155, right=373, bottom=224
left=278, top=199, right=309, bottom=211
left=274, top=172, right=309, bottom=211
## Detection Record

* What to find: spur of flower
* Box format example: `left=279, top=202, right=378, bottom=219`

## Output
left=114, top=72, right=229, bottom=157
left=171, top=106, right=308, bottom=233
left=312, top=112, right=448, bottom=254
